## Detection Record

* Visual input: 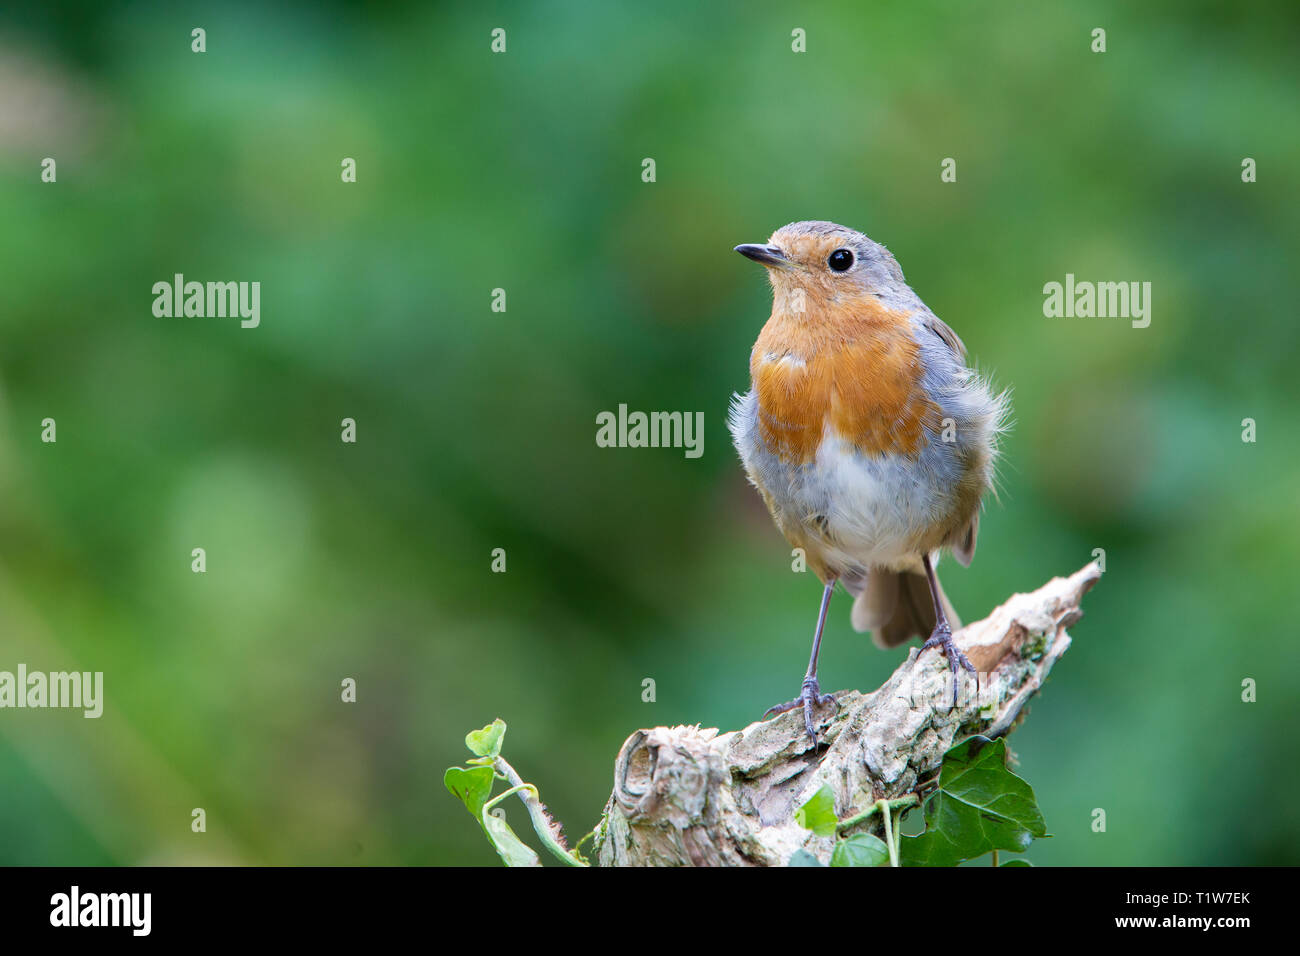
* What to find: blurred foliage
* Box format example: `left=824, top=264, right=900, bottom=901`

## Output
left=0, top=0, right=1297, bottom=865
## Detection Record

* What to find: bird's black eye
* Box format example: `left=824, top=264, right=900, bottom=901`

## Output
left=828, top=248, right=854, bottom=272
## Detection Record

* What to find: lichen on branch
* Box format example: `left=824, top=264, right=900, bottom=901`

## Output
left=594, top=563, right=1101, bottom=867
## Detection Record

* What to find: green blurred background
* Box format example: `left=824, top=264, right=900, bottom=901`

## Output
left=1, top=0, right=1297, bottom=866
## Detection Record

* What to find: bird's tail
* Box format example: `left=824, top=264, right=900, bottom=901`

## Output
left=848, top=565, right=959, bottom=648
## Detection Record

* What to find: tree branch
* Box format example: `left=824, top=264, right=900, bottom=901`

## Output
left=593, top=562, right=1101, bottom=866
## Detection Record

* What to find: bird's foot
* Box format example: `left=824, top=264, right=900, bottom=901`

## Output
left=921, top=622, right=978, bottom=710
left=763, top=677, right=839, bottom=742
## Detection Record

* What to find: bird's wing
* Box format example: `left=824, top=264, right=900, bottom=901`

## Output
left=952, top=510, right=978, bottom=567
left=922, top=312, right=967, bottom=362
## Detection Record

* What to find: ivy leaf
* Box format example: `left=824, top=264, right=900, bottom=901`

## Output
left=466, top=719, right=507, bottom=759
left=444, top=765, right=496, bottom=818
left=788, top=850, right=825, bottom=867
left=794, top=785, right=838, bottom=837
left=831, top=833, right=890, bottom=867
left=899, top=736, right=1047, bottom=867
left=482, top=810, right=541, bottom=867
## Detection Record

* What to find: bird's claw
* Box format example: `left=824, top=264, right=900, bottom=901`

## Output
left=763, top=677, right=839, bottom=741
left=921, top=623, right=978, bottom=710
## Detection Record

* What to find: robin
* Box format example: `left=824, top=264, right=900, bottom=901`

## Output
left=729, top=221, right=1009, bottom=740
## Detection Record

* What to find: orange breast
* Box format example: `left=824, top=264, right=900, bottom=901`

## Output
left=751, top=300, right=940, bottom=464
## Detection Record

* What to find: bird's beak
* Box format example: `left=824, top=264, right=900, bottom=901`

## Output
left=734, top=243, right=792, bottom=270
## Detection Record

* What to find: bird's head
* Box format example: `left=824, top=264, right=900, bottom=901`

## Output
left=735, top=220, right=905, bottom=319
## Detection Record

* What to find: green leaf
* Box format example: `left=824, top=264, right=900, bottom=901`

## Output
left=1001, top=858, right=1033, bottom=866
left=831, top=833, right=890, bottom=867
left=788, top=849, right=825, bottom=867
left=899, top=736, right=1047, bottom=867
left=444, top=765, right=495, bottom=818
left=795, top=784, right=838, bottom=837
left=482, top=810, right=541, bottom=867
left=466, top=719, right=507, bottom=759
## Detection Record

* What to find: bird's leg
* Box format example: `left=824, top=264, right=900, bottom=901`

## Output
left=763, top=580, right=840, bottom=741
left=919, top=553, right=978, bottom=710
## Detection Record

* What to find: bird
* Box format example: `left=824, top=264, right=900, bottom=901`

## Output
left=728, top=220, right=1009, bottom=741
